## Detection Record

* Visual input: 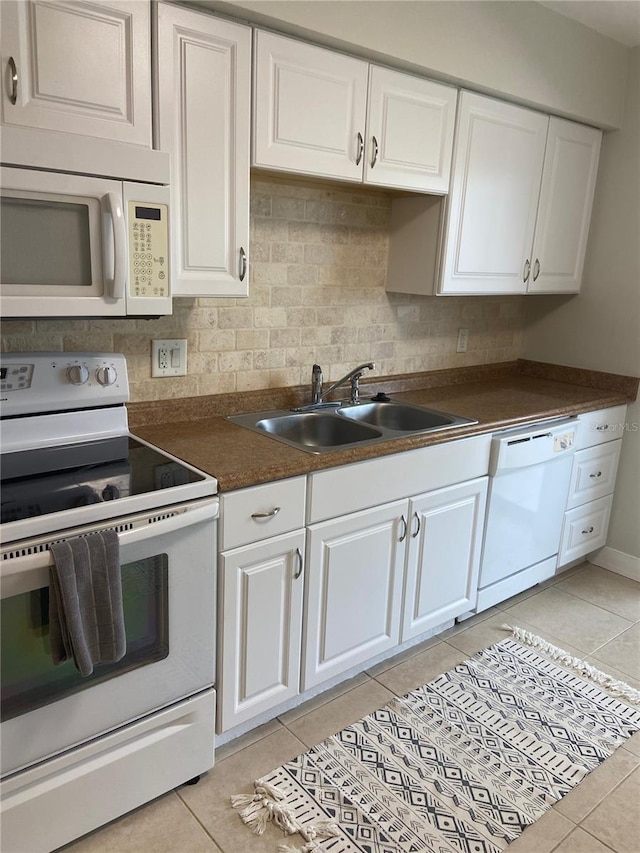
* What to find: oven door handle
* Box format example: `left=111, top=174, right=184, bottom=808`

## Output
left=0, top=498, right=219, bottom=598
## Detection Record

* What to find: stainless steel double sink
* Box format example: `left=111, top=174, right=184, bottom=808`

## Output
left=228, top=398, right=477, bottom=454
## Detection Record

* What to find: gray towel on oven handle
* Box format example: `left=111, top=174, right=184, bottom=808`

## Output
left=49, top=528, right=126, bottom=676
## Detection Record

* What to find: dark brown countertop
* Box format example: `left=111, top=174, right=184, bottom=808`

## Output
left=129, top=361, right=638, bottom=492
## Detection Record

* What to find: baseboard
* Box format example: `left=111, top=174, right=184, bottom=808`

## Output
left=588, top=546, right=640, bottom=582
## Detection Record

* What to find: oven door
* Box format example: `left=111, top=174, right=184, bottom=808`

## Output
left=0, top=166, right=127, bottom=318
left=0, top=497, right=218, bottom=777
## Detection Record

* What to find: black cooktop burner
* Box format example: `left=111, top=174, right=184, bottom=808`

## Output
left=0, top=437, right=204, bottom=525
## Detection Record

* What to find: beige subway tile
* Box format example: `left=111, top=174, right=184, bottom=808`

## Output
left=271, top=242, right=303, bottom=264
left=286, top=307, right=318, bottom=327
left=270, top=327, right=301, bottom=348
left=187, top=308, right=219, bottom=329
left=301, top=326, right=332, bottom=346
left=303, top=243, right=335, bottom=265
left=252, top=262, right=288, bottom=285
left=253, top=348, right=286, bottom=369
left=197, top=329, right=236, bottom=351
left=235, top=369, right=272, bottom=391
left=250, top=193, right=271, bottom=217
left=271, top=196, right=305, bottom=220
left=269, top=367, right=303, bottom=387
left=288, top=221, right=321, bottom=243
left=64, top=332, right=115, bottom=352
left=288, top=265, right=318, bottom=287
left=271, top=286, right=303, bottom=307
left=236, top=329, right=269, bottom=350
left=320, top=224, right=350, bottom=244
left=197, top=372, right=237, bottom=395
left=218, top=351, right=253, bottom=372
left=254, top=307, right=288, bottom=328
left=217, top=307, right=253, bottom=329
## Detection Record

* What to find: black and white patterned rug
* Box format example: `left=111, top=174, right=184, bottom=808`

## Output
left=232, top=626, right=640, bottom=852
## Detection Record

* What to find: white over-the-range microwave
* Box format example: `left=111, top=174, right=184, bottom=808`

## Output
left=0, top=166, right=171, bottom=318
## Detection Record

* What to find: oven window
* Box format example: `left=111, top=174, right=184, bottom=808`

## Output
left=1, top=196, right=93, bottom=286
left=0, top=555, right=169, bottom=721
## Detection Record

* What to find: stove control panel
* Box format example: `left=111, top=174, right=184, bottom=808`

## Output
left=0, top=352, right=129, bottom=417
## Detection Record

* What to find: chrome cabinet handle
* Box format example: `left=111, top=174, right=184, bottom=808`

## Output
left=355, top=131, right=364, bottom=166
left=239, top=246, right=247, bottom=282
left=596, top=424, right=609, bottom=431
left=589, top=471, right=603, bottom=479
left=523, top=259, right=531, bottom=283
left=8, top=57, right=18, bottom=105
left=251, top=506, right=281, bottom=519
left=399, top=514, right=407, bottom=542
left=371, top=135, right=379, bottom=168
left=293, top=547, right=303, bottom=579
left=582, top=526, right=595, bottom=535
left=411, top=511, right=421, bottom=538
left=533, top=258, right=541, bottom=281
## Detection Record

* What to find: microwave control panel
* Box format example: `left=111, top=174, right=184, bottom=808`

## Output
left=128, top=202, right=169, bottom=299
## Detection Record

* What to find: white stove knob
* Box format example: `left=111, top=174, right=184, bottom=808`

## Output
left=96, top=365, right=118, bottom=387
left=66, top=364, right=90, bottom=385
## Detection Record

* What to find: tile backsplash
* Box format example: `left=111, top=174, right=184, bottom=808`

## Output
left=1, top=176, right=525, bottom=402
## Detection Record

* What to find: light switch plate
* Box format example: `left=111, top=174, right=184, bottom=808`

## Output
left=151, top=339, right=187, bottom=377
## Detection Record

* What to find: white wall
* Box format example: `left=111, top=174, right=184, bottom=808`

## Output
left=204, top=0, right=630, bottom=128
left=523, top=49, right=640, bottom=559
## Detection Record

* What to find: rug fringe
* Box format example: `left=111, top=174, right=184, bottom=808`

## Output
left=502, top=624, right=640, bottom=705
left=231, top=779, right=341, bottom=850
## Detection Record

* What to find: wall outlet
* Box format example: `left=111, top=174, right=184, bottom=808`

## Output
left=456, top=328, right=469, bottom=353
left=151, top=339, right=188, bottom=377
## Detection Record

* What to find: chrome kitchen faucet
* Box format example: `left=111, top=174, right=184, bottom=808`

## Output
left=308, top=362, right=375, bottom=407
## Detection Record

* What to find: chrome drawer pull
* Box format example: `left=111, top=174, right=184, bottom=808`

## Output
left=582, top=526, right=595, bottom=535
left=523, top=259, right=531, bottom=283
left=251, top=507, right=281, bottom=519
left=398, top=514, right=407, bottom=542
left=596, top=424, right=609, bottom=431
left=293, top=547, right=303, bottom=579
left=371, top=135, right=379, bottom=168
left=533, top=258, right=541, bottom=281
left=239, top=246, right=247, bottom=282
left=8, top=57, right=18, bottom=105
left=589, top=471, right=603, bottom=479
left=355, top=131, right=364, bottom=165
left=411, top=511, right=421, bottom=538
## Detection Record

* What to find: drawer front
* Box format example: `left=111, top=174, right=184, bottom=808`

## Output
left=221, top=476, right=306, bottom=550
left=558, top=495, right=613, bottom=567
left=566, top=440, right=622, bottom=509
left=576, top=405, right=628, bottom=450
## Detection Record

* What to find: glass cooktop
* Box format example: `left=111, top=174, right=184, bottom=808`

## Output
left=0, top=436, right=205, bottom=525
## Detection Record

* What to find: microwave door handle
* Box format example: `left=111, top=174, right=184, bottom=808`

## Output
left=102, top=192, right=127, bottom=299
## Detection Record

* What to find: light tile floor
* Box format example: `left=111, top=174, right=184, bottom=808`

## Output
left=63, top=561, right=640, bottom=853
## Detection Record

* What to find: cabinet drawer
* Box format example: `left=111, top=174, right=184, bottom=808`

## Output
left=566, top=441, right=621, bottom=509
left=558, top=495, right=613, bottom=567
left=576, top=405, right=628, bottom=450
left=220, top=477, right=306, bottom=550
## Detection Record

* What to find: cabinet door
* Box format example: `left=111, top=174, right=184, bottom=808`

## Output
left=253, top=30, right=368, bottom=182
left=156, top=4, right=250, bottom=297
left=402, top=478, right=487, bottom=641
left=1, top=0, right=151, bottom=146
left=303, top=501, right=406, bottom=690
left=528, top=118, right=602, bottom=294
left=439, top=92, right=548, bottom=295
left=365, top=66, right=457, bottom=194
left=218, top=531, right=305, bottom=732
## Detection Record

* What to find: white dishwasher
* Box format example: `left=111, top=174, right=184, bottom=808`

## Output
left=474, top=418, right=577, bottom=613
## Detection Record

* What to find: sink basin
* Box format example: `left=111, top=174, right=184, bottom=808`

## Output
left=338, top=401, right=456, bottom=432
left=228, top=399, right=477, bottom=453
left=254, top=412, right=382, bottom=450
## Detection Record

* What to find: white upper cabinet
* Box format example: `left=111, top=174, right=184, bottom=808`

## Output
left=253, top=30, right=456, bottom=193
left=364, top=65, right=456, bottom=193
left=253, top=30, right=368, bottom=183
left=1, top=0, right=151, bottom=146
left=438, top=92, right=602, bottom=296
left=528, top=118, right=602, bottom=294
left=439, top=92, right=549, bottom=295
left=156, top=4, right=251, bottom=297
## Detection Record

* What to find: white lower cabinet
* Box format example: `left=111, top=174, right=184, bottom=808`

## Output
left=218, top=530, right=305, bottom=732
left=303, top=500, right=407, bottom=690
left=557, top=405, right=626, bottom=568
left=402, top=478, right=487, bottom=641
